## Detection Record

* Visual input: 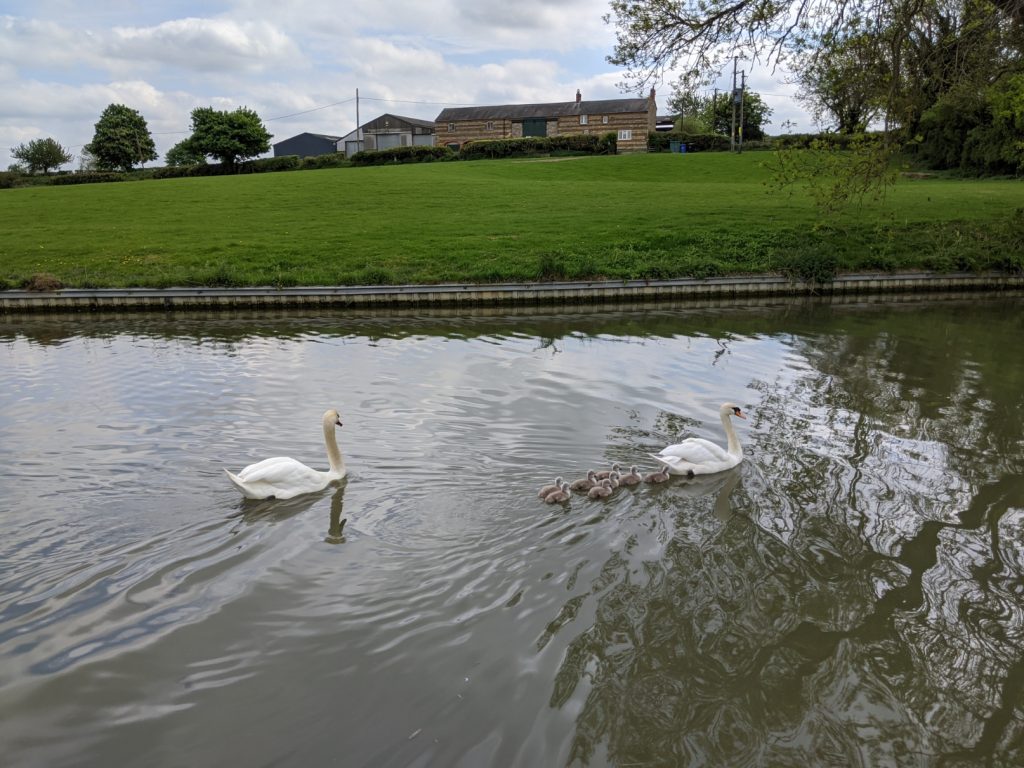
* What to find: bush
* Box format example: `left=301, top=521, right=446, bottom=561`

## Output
left=238, top=156, right=302, bottom=174
left=152, top=164, right=196, bottom=179
left=0, top=171, right=21, bottom=189
left=772, top=132, right=879, bottom=150
left=599, top=132, right=618, bottom=154
left=647, top=132, right=731, bottom=152
left=459, top=134, right=605, bottom=160
left=300, top=153, right=349, bottom=170
left=50, top=171, right=126, bottom=185
left=349, top=145, right=455, bottom=166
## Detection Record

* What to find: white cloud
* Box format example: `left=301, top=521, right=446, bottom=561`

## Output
left=105, top=18, right=302, bottom=73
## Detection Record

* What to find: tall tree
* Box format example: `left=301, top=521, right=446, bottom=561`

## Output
left=85, top=104, right=158, bottom=172
left=11, top=138, right=73, bottom=174
left=795, top=30, right=885, bottom=133
left=605, top=0, right=1023, bottom=132
left=164, top=139, right=206, bottom=167
left=186, top=107, right=272, bottom=169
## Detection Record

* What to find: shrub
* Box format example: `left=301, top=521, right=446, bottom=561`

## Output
left=152, top=164, right=196, bottom=179
left=599, top=132, right=618, bottom=154
left=459, top=134, right=604, bottom=160
left=0, top=171, right=21, bottom=189
left=237, top=155, right=302, bottom=174
left=50, top=172, right=126, bottom=185
left=647, top=132, right=731, bottom=152
left=300, top=153, right=349, bottom=170
left=349, top=145, right=455, bottom=166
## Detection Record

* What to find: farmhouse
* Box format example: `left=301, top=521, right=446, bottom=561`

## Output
left=434, top=89, right=657, bottom=153
left=273, top=132, right=343, bottom=158
left=336, top=114, right=437, bottom=156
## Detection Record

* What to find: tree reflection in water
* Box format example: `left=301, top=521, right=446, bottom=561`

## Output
left=547, top=309, right=1024, bottom=767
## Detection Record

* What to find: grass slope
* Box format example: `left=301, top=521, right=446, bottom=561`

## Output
left=2, top=153, right=1022, bottom=289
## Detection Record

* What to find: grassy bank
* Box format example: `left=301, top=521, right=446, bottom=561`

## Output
left=1, top=153, right=1021, bottom=289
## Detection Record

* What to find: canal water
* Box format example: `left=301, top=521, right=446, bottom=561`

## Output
left=1, top=296, right=1022, bottom=767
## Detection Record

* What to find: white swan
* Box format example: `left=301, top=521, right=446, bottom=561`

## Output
left=225, top=409, right=347, bottom=499
left=649, top=402, right=747, bottom=476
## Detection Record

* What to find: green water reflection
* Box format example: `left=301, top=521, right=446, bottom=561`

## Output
left=541, top=299, right=1024, bottom=767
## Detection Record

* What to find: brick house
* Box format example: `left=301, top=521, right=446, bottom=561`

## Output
left=434, top=89, right=657, bottom=153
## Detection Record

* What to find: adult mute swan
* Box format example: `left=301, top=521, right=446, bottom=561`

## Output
left=649, top=403, right=747, bottom=476
left=225, top=409, right=347, bottom=499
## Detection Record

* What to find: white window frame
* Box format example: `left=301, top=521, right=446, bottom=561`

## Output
left=602, top=115, right=609, bottom=124
left=486, top=121, right=495, bottom=130
left=618, top=129, right=632, bottom=141
left=447, top=122, right=455, bottom=132
left=579, top=115, right=588, bottom=125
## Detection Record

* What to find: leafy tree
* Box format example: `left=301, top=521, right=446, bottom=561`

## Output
left=707, top=90, right=772, bottom=141
left=164, top=139, right=206, bottom=167
left=795, top=31, right=884, bottom=133
left=186, top=107, right=272, bottom=169
left=605, top=0, right=1023, bottom=133
left=85, top=104, right=158, bottom=172
left=11, top=138, right=73, bottom=174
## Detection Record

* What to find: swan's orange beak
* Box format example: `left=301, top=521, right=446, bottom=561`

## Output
left=736, top=410, right=747, bottom=419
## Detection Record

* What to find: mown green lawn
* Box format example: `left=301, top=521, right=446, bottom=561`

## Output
left=2, top=152, right=1021, bottom=288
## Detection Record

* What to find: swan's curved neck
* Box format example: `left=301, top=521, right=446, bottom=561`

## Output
left=324, top=421, right=345, bottom=475
left=720, top=410, right=742, bottom=457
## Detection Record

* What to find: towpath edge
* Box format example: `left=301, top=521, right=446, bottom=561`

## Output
left=2, top=272, right=1022, bottom=314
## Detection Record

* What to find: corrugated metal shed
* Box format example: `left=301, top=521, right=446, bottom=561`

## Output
left=435, top=98, right=650, bottom=123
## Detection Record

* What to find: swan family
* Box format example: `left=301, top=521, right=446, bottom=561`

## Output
left=538, top=402, right=747, bottom=503
left=225, top=408, right=347, bottom=500
left=226, top=402, right=746, bottom=507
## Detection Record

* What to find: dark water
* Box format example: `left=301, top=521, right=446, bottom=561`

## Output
left=1, top=296, right=1022, bottom=767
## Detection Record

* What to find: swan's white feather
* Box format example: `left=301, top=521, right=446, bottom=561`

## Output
left=226, top=409, right=346, bottom=500
left=649, top=403, right=746, bottom=476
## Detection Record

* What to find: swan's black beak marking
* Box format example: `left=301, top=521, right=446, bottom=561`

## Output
left=336, top=419, right=343, bottom=427
left=733, top=408, right=747, bottom=419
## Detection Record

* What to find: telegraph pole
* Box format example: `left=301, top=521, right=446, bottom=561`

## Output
left=730, top=57, right=738, bottom=152
left=355, top=88, right=361, bottom=152
left=738, top=70, right=746, bottom=153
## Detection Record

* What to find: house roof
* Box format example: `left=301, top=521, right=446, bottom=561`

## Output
left=435, top=97, right=651, bottom=123
left=361, top=113, right=436, bottom=132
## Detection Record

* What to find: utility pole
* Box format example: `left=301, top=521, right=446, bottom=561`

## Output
left=738, top=70, right=746, bottom=153
left=730, top=57, right=738, bottom=152
left=713, top=88, right=719, bottom=134
left=355, top=88, right=361, bottom=152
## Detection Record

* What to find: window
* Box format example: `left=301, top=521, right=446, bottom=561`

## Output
left=486, top=121, right=494, bottom=130
left=579, top=115, right=588, bottom=125
left=447, top=122, right=455, bottom=132
left=602, top=115, right=609, bottom=124
left=618, top=129, right=632, bottom=141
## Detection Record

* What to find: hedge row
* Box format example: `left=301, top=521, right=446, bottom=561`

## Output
left=647, top=132, right=732, bottom=152
left=349, top=145, right=456, bottom=166
left=458, top=133, right=616, bottom=160
left=49, top=172, right=127, bottom=185
left=772, top=132, right=882, bottom=149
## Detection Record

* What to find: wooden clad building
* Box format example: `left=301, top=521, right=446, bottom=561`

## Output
left=434, top=89, right=657, bottom=153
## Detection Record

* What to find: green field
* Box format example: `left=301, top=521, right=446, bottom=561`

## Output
left=2, top=153, right=1021, bottom=289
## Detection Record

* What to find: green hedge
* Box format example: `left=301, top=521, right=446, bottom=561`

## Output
left=459, top=134, right=611, bottom=160
left=300, top=153, right=349, bottom=170
left=647, top=132, right=731, bottom=152
left=349, top=145, right=455, bottom=166
left=772, top=132, right=879, bottom=149
left=49, top=172, right=127, bottom=185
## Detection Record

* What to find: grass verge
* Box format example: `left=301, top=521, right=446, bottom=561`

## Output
left=1, top=153, right=1021, bottom=289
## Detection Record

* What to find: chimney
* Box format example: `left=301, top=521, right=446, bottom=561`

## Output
left=649, top=87, right=656, bottom=100
left=576, top=89, right=582, bottom=104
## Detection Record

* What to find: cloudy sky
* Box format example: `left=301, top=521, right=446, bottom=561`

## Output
left=1, top=0, right=812, bottom=170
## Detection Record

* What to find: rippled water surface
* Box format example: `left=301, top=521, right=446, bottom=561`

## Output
left=1, top=297, right=1023, bottom=767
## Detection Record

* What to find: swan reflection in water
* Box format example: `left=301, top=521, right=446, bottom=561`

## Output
left=228, top=482, right=348, bottom=544
left=652, top=466, right=742, bottom=523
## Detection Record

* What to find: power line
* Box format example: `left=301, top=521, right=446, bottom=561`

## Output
left=266, top=97, right=356, bottom=121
